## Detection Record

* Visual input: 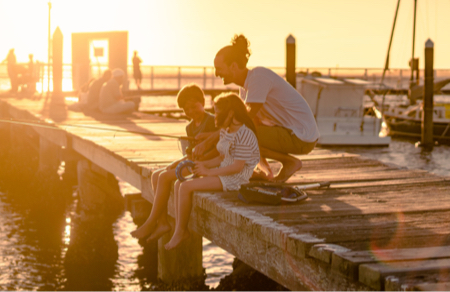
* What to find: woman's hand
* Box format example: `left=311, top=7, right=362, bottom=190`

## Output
left=193, top=162, right=212, bottom=177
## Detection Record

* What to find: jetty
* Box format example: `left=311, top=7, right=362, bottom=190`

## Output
left=1, top=95, right=450, bottom=291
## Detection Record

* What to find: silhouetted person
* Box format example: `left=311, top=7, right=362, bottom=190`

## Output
left=99, top=68, right=138, bottom=114
left=2, top=49, right=18, bottom=93
left=132, top=51, right=142, bottom=90
left=68, top=70, right=112, bottom=112
left=26, top=54, right=37, bottom=93
left=85, top=69, right=112, bottom=111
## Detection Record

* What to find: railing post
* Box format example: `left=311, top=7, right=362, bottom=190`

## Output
left=364, top=69, right=368, bottom=80
left=52, top=27, right=63, bottom=94
left=151, top=66, right=154, bottom=90
left=211, top=70, right=215, bottom=89
left=178, top=67, right=181, bottom=89
left=203, top=67, right=206, bottom=89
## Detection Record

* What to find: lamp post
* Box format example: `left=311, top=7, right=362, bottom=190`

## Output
left=47, top=1, right=52, bottom=95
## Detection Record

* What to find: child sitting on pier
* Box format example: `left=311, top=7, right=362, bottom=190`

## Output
left=165, top=93, right=260, bottom=250
left=131, top=83, right=216, bottom=241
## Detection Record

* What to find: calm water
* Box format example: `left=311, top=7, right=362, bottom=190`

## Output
left=0, top=95, right=450, bottom=290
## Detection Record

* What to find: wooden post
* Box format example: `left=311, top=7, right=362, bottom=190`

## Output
left=140, top=177, right=204, bottom=283
left=286, top=34, right=296, bottom=88
left=421, top=39, right=434, bottom=147
left=52, top=27, right=63, bottom=93
left=158, top=217, right=203, bottom=283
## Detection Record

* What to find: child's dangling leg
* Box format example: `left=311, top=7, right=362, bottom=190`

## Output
left=131, top=169, right=176, bottom=239
left=165, top=176, right=223, bottom=250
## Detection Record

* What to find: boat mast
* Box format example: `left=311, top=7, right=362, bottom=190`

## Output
left=381, top=0, right=401, bottom=86
left=410, top=0, right=417, bottom=86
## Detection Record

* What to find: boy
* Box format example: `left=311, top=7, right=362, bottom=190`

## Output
left=131, top=83, right=215, bottom=241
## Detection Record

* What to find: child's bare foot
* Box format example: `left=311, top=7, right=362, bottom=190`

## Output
left=164, top=230, right=190, bottom=250
left=130, top=221, right=156, bottom=239
left=273, top=159, right=302, bottom=183
left=146, top=221, right=171, bottom=243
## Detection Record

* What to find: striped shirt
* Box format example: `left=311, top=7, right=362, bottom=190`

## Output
left=217, top=124, right=260, bottom=191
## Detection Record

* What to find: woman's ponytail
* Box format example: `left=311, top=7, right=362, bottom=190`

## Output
left=216, top=34, right=251, bottom=69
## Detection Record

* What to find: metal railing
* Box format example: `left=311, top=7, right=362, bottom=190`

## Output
left=1, top=63, right=450, bottom=93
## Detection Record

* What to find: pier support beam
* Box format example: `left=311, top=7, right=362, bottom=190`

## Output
left=140, top=176, right=204, bottom=284
left=0, top=103, right=10, bottom=155
left=158, top=217, right=204, bottom=283
left=76, top=160, right=124, bottom=221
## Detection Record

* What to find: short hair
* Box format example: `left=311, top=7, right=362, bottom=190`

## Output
left=177, top=83, right=205, bottom=108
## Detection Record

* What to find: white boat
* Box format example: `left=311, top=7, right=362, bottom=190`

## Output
left=297, top=76, right=391, bottom=146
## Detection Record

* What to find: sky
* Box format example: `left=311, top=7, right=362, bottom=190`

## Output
left=1, top=0, right=449, bottom=69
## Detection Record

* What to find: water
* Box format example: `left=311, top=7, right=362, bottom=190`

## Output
left=1, top=95, right=450, bottom=290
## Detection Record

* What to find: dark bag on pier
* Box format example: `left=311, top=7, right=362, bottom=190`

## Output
left=238, top=182, right=308, bottom=205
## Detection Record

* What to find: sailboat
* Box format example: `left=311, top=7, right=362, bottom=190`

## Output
left=377, top=0, right=450, bottom=143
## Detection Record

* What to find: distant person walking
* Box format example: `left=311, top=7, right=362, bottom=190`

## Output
left=99, top=68, right=138, bottom=114
left=194, top=35, right=320, bottom=182
left=132, top=51, right=142, bottom=90
left=1, top=49, right=18, bottom=93
left=26, top=54, right=36, bottom=93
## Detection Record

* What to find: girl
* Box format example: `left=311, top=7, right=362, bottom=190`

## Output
left=165, top=93, right=260, bottom=250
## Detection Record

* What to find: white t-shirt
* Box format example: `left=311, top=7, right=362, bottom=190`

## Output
left=239, top=67, right=320, bottom=143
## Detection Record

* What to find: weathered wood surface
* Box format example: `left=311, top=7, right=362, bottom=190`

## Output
left=2, top=96, right=450, bottom=290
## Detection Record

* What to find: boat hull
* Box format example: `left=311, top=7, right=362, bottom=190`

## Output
left=385, top=114, right=450, bottom=142
left=316, top=116, right=391, bottom=146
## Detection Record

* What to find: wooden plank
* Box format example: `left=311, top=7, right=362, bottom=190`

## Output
left=415, top=282, right=450, bottom=291
left=359, top=258, right=450, bottom=290
left=330, top=177, right=448, bottom=189
left=254, top=185, right=450, bottom=221
left=288, top=168, right=430, bottom=183
left=188, top=191, right=369, bottom=291
left=332, top=246, right=450, bottom=281
left=309, top=244, right=350, bottom=264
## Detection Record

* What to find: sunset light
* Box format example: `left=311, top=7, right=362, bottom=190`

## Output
left=1, top=1, right=450, bottom=291
left=1, top=0, right=450, bottom=68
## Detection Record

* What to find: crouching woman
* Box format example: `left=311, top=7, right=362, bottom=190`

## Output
left=165, top=93, right=260, bottom=250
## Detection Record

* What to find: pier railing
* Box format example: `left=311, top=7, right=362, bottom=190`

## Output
left=1, top=63, right=450, bottom=94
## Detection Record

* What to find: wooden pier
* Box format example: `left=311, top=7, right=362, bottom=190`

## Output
left=1, top=95, right=450, bottom=290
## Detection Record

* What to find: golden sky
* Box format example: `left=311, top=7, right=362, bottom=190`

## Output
left=1, top=0, right=449, bottom=69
